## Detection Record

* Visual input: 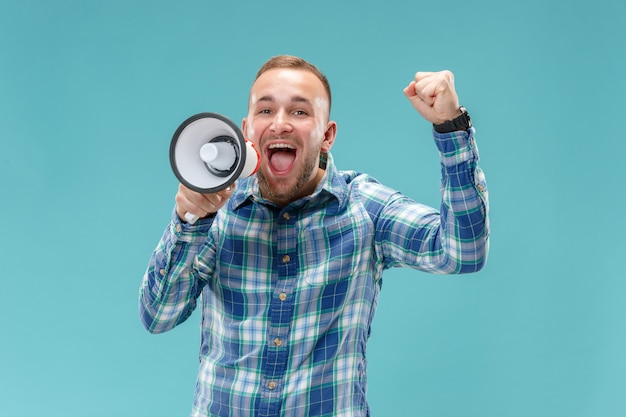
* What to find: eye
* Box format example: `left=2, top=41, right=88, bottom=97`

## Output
left=258, top=108, right=272, bottom=115
left=293, top=110, right=308, bottom=116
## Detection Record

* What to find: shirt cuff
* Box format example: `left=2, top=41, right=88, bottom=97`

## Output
left=170, top=208, right=214, bottom=241
left=433, top=126, right=480, bottom=167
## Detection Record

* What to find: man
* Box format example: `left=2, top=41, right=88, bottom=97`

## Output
left=139, top=55, right=489, bottom=417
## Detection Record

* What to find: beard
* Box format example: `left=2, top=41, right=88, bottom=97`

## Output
left=256, top=144, right=322, bottom=206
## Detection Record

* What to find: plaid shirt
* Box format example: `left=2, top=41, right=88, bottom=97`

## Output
left=139, top=128, right=489, bottom=417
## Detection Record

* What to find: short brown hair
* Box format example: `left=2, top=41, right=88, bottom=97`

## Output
left=255, top=55, right=332, bottom=113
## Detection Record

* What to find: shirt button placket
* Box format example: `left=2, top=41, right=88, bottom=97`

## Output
left=262, top=209, right=298, bottom=409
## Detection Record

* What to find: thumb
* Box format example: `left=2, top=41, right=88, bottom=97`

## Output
left=403, top=81, right=431, bottom=118
left=403, top=81, right=417, bottom=98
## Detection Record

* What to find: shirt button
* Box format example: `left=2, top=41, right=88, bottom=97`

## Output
left=273, top=337, right=283, bottom=347
left=282, top=254, right=290, bottom=263
left=159, top=269, right=166, bottom=276
left=278, top=293, right=287, bottom=301
left=176, top=224, right=182, bottom=233
left=268, top=381, right=277, bottom=390
left=283, top=212, right=291, bottom=221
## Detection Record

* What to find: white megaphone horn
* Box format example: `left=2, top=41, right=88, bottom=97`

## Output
left=169, top=112, right=260, bottom=224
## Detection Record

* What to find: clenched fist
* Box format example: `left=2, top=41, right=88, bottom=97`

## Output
left=175, top=184, right=235, bottom=223
left=403, top=70, right=462, bottom=125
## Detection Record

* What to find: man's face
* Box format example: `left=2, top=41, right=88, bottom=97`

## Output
left=243, top=68, right=336, bottom=206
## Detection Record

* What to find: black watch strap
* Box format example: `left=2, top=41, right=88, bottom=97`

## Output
left=433, top=106, right=472, bottom=133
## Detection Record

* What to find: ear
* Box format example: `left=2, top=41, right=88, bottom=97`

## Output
left=241, top=117, right=248, bottom=138
left=320, top=120, right=337, bottom=153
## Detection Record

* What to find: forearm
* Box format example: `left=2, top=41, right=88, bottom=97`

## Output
left=434, top=127, right=489, bottom=272
left=375, top=127, right=489, bottom=273
left=138, top=210, right=214, bottom=333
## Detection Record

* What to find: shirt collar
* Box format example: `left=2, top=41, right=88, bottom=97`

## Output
left=231, top=152, right=348, bottom=210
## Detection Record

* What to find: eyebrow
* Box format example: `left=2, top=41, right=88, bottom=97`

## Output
left=256, top=95, right=312, bottom=106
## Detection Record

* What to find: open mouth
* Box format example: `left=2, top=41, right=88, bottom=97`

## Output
left=267, top=143, right=297, bottom=174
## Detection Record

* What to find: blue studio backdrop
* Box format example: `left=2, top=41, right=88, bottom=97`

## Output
left=1, top=1, right=625, bottom=416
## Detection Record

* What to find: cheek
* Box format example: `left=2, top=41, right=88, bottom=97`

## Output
left=311, top=121, right=324, bottom=141
left=312, top=98, right=330, bottom=143
left=310, top=120, right=329, bottom=151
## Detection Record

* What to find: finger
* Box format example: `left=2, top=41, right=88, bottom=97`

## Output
left=176, top=182, right=238, bottom=222
left=413, top=71, right=440, bottom=85
left=216, top=185, right=236, bottom=200
left=414, top=71, right=455, bottom=98
left=201, top=195, right=222, bottom=213
left=176, top=184, right=221, bottom=219
left=204, top=186, right=235, bottom=208
left=415, top=75, right=451, bottom=106
left=403, top=81, right=417, bottom=98
left=414, top=70, right=454, bottom=84
left=404, top=82, right=433, bottom=120
left=176, top=186, right=209, bottom=220
left=191, top=185, right=236, bottom=217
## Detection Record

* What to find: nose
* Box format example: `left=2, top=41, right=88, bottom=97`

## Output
left=269, top=110, right=292, bottom=134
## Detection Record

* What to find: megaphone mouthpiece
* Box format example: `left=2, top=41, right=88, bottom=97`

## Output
left=169, top=113, right=260, bottom=223
left=199, top=137, right=239, bottom=177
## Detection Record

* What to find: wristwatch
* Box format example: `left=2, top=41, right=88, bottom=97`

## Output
left=433, top=106, right=472, bottom=133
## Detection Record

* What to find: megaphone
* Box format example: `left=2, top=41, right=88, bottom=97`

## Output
left=169, top=112, right=260, bottom=224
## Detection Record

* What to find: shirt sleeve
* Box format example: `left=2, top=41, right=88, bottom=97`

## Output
left=368, top=127, right=489, bottom=273
left=138, top=209, right=215, bottom=333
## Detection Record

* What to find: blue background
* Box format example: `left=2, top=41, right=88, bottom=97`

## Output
left=1, top=0, right=625, bottom=416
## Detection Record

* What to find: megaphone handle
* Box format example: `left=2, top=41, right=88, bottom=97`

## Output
left=184, top=212, right=200, bottom=224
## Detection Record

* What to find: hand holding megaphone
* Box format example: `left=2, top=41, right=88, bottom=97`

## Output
left=169, top=113, right=260, bottom=224
left=175, top=183, right=234, bottom=224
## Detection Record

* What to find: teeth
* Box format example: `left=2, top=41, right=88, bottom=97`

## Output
left=268, top=143, right=295, bottom=150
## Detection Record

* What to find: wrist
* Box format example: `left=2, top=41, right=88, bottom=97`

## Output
left=433, top=106, right=472, bottom=133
